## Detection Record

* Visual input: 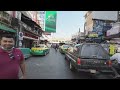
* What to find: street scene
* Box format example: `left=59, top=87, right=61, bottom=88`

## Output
left=22, top=48, right=114, bottom=79
left=0, top=11, right=120, bottom=79
left=24, top=48, right=92, bottom=79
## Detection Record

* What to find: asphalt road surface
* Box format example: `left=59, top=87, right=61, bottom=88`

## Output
left=20, top=48, right=114, bottom=79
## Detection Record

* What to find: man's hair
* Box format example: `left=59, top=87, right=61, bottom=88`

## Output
left=0, top=33, right=15, bottom=40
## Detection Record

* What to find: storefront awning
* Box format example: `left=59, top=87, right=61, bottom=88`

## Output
left=23, top=36, right=38, bottom=41
left=0, top=24, right=16, bottom=33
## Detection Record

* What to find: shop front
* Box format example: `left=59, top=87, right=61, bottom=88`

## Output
left=22, top=31, right=39, bottom=49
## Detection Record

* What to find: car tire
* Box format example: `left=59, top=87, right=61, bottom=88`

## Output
left=65, top=56, right=67, bottom=60
left=69, top=61, right=75, bottom=71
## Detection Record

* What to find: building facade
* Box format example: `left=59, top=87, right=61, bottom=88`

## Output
left=84, top=11, right=118, bottom=36
left=0, top=11, right=43, bottom=48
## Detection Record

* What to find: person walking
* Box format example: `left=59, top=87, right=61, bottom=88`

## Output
left=110, top=48, right=120, bottom=78
left=0, top=33, right=26, bottom=79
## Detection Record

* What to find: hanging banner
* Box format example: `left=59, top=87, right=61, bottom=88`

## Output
left=45, top=11, right=57, bottom=32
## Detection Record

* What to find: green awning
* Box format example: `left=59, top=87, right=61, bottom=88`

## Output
left=0, top=24, right=16, bottom=33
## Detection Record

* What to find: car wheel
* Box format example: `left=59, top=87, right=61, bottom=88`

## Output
left=65, top=56, right=67, bottom=60
left=69, top=61, right=75, bottom=71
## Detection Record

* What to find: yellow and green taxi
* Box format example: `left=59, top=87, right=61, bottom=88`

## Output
left=59, top=45, right=70, bottom=54
left=30, top=44, right=50, bottom=56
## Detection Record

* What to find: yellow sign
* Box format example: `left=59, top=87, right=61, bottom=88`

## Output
left=109, top=44, right=115, bottom=55
left=88, top=34, right=98, bottom=37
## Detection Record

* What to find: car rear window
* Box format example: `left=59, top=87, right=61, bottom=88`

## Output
left=80, top=44, right=109, bottom=60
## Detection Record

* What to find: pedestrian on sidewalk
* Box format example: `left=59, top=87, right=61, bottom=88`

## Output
left=0, top=33, right=26, bottom=79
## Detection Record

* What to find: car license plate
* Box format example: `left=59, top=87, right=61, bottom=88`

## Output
left=90, top=70, right=96, bottom=73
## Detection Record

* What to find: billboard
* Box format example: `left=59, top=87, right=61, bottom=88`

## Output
left=45, top=11, right=57, bottom=33
left=93, top=19, right=113, bottom=36
left=107, top=25, right=120, bottom=36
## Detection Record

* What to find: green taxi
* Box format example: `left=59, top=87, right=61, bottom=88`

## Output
left=30, top=44, right=50, bottom=56
left=59, top=45, right=70, bottom=54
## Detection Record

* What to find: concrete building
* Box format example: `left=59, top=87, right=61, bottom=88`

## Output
left=84, top=11, right=118, bottom=36
left=37, top=11, right=45, bottom=31
left=71, top=31, right=85, bottom=43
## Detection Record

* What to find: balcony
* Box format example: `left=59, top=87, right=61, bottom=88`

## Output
left=0, top=11, right=12, bottom=28
left=19, top=20, right=41, bottom=36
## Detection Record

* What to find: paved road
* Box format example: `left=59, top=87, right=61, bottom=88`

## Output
left=20, top=48, right=113, bottom=79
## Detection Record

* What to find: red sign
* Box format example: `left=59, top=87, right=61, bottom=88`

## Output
left=24, top=32, right=38, bottom=39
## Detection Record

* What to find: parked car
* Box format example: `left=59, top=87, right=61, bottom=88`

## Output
left=30, top=44, right=50, bottom=56
left=59, top=45, right=70, bottom=54
left=65, top=43, right=118, bottom=75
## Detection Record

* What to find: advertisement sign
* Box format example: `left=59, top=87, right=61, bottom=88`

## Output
left=88, top=34, right=98, bottom=37
left=19, top=32, right=23, bottom=40
left=45, top=11, right=57, bottom=32
left=107, top=25, right=120, bottom=36
left=93, top=19, right=113, bottom=36
left=88, top=31, right=98, bottom=37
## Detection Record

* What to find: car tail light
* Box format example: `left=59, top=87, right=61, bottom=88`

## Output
left=77, top=58, right=81, bottom=65
left=106, top=60, right=112, bottom=66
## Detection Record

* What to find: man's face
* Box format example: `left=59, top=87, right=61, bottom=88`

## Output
left=0, top=37, right=15, bottom=50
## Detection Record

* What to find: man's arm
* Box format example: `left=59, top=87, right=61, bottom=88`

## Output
left=110, top=54, right=117, bottom=60
left=19, top=50, right=26, bottom=79
left=20, top=59, right=26, bottom=79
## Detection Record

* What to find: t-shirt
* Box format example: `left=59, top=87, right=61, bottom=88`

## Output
left=0, top=48, right=24, bottom=79
left=110, top=53, right=120, bottom=64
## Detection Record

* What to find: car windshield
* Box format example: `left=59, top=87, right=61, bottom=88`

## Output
left=80, top=44, right=110, bottom=60
left=63, top=45, right=69, bottom=49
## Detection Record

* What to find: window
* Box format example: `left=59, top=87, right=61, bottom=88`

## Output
left=80, top=44, right=109, bottom=59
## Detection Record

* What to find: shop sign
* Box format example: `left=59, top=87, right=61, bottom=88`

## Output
left=107, top=25, right=120, bottom=36
left=88, top=34, right=98, bottom=37
left=19, top=32, right=23, bottom=40
left=45, top=11, right=57, bottom=32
